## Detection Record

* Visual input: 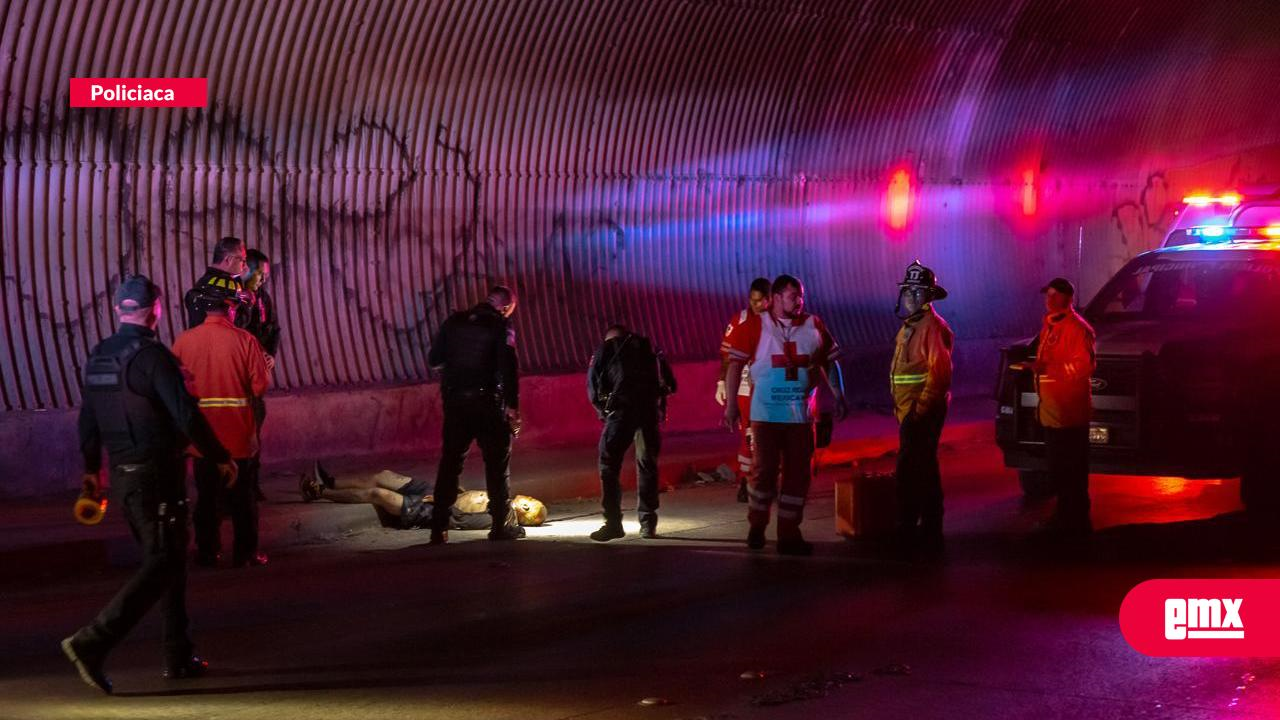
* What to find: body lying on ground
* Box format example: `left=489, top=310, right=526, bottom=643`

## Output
left=299, top=463, right=546, bottom=530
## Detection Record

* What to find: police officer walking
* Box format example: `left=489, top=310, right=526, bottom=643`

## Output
left=427, top=286, right=524, bottom=544
left=587, top=324, right=677, bottom=541
left=1026, top=277, right=1097, bottom=535
left=890, top=261, right=954, bottom=555
left=62, top=275, right=237, bottom=694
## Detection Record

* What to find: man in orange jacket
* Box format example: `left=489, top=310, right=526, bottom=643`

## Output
left=1029, top=277, right=1096, bottom=534
left=890, top=261, right=954, bottom=554
left=174, top=281, right=271, bottom=567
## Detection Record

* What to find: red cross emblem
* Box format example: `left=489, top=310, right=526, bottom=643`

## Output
left=771, top=341, right=810, bottom=381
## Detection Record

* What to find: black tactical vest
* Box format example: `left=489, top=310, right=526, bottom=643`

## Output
left=441, top=306, right=505, bottom=393
left=83, top=334, right=168, bottom=454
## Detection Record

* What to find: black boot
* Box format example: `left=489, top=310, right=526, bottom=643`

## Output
left=164, top=655, right=210, bottom=679
left=639, top=517, right=658, bottom=539
left=429, top=528, right=448, bottom=545
left=747, top=526, right=766, bottom=550
left=61, top=636, right=112, bottom=695
left=737, top=479, right=749, bottom=503
left=590, top=522, right=626, bottom=542
left=777, top=533, right=813, bottom=556
left=488, top=524, right=526, bottom=541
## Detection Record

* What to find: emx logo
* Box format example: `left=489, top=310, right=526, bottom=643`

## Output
left=1165, top=598, right=1243, bottom=640
left=1122, top=580, right=1280, bottom=657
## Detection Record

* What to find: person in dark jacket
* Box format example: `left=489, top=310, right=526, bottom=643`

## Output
left=62, top=275, right=237, bottom=695
left=242, top=249, right=280, bottom=363
left=587, top=324, right=677, bottom=541
left=426, top=286, right=524, bottom=544
left=241, top=248, right=278, bottom=503
left=184, top=237, right=250, bottom=330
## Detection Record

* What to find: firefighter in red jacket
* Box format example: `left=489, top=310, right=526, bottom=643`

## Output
left=174, top=281, right=271, bottom=567
left=715, top=277, right=771, bottom=502
left=1020, top=277, right=1096, bottom=534
left=890, top=261, right=953, bottom=554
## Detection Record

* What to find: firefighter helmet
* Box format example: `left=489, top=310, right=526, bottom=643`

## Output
left=898, top=260, right=948, bottom=301
left=188, top=275, right=247, bottom=313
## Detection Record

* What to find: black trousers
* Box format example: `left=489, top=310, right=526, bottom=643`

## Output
left=194, top=456, right=260, bottom=562
left=896, top=407, right=947, bottom=535
left=74, top=460, right=192, bottom=665
left=1045, top=426, right=1091, bottom=523
left=432, top=392, right=514, bottom=531
left=598, top=410, right=662, bottom=526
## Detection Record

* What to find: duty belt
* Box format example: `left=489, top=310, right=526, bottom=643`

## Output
left=198, top=397, right=250, bottom=408
left=115, top=462, right=156, bottom=474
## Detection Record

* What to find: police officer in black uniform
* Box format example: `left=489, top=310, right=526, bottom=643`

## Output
left=427, top=286, right=524, bottom=544
left=184, top=236, right=250, bottom=330
left=61, top=275, right=237, bottom=695
left=587, top=324, right=677, bottom=541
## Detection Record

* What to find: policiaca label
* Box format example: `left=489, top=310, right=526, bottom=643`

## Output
left=69, top=78, right=207, bottom=108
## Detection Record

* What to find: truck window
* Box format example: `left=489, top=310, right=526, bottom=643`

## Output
left=1090, top=257, right=1280, bottom=321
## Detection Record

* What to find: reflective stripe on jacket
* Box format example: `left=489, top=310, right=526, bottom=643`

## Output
left=890, top=305, right=953, bottom=423
left=1035, top=308, right=1096, bottom=429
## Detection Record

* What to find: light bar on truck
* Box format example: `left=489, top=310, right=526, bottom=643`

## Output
left=1182, top=193, right=1242, bottom=207
left=1185, top=225, right=1280, bottom=242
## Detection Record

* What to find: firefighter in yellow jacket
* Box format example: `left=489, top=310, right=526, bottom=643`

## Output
left=890, top=261, right=953, bottom=553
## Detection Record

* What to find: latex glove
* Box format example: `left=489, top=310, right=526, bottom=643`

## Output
left=714, top=380, right=727, bottom=407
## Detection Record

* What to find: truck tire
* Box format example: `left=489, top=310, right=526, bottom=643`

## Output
left=1019, top=470, right=1054, bottom=500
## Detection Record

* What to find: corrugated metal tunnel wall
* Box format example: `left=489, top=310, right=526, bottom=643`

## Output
left=3, top=0, right=1280, bottom=410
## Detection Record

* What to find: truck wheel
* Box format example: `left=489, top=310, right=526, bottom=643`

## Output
left=1019, top=470, right=1054, bottom=500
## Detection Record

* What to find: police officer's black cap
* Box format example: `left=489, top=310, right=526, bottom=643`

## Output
left=1040, top=277, right=1075, bottom=296
left=114, top=274, right=161, bottom=308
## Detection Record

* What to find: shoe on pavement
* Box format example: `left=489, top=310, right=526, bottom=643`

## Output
left=233, top=552, right=269, bottom=568
left=163, top=655, right=209, bottom=680
left=429, top=528, right=448, bottom=545
left=61, top=636, right=112, bottom=695
left=747, top=526, right=766, bottom=550
left=590, top=523, right=626, bottom=542
left=737, top=480, right=749, bottom=503
left=299, top=471, right=323, bottom=502
left=488, top=524, right=526, bottom=541
left=639, top=521, right=658, bottom=539
left=777, top=537, right=814, bottom=556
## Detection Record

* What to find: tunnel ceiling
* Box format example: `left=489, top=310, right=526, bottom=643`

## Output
left=3, top=0, right=1280, bottom=409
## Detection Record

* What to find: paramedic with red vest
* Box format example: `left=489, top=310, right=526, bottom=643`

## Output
left=715, top=277, right=772, bottom=503
left=722, top=274, right=848, bottom=556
